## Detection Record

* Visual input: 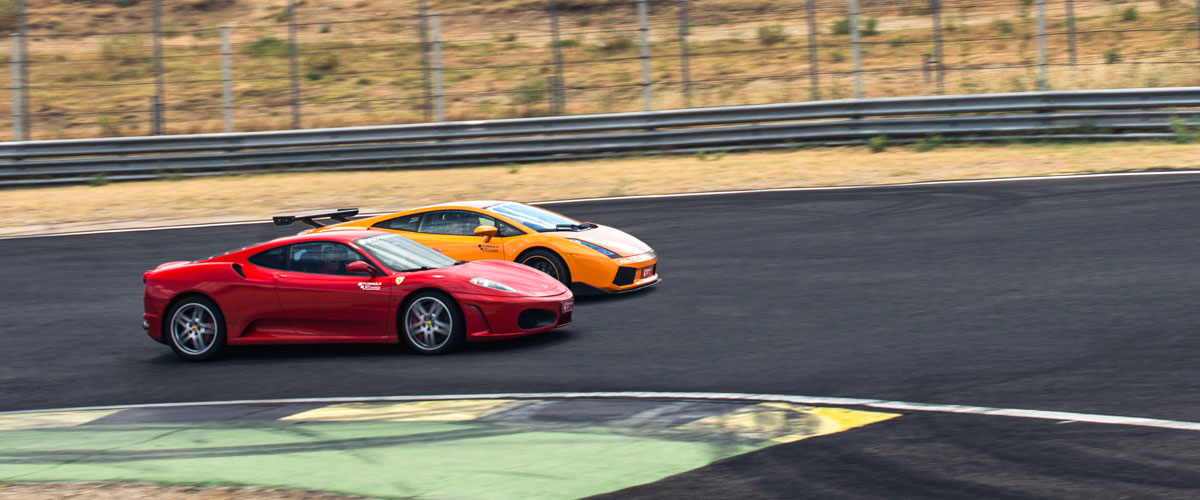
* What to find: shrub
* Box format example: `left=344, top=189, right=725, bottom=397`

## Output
left=862, top=18, right=880, bottom=36
left=868, top=135, right=888, bottom=153
left=111, top=0, right=139, bottom=6
left=830, top=51, right=845, bottom=62
left=757, top=25, right=788, bottom=46
left=0, top=0, right=18, bottom=30
left=88, top=174, right=110, bottom=187
left=247, top=36, right=289, bottom=58
left=597, top=35, right=634, bottom=54
left=510, top=79, right=548, bottom=107
left=911, top=134, right=945, bottom=152
left=1121, top=7, right=1138, bottom=22
left=832, top=17, right=850, bottom=35
left=899, top=2, right=933, bottom=16
left=888, top=37, right=904, bottom=48
left=1103, top=49, right=1122, bottom=64
left=1169, top=116, right=1199, bottom=144
left=356, top=77, right=372, bottom=85
left=100, top=35, right=147, bottom=65
left=992, top=19, right=1014, bottom=35
left=304, top=52, right=339, bottom=72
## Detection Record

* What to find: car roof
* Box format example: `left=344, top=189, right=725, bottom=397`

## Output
left=420, top=200, right=510, bottom=210
left=269, top=229, right=382, bottom=246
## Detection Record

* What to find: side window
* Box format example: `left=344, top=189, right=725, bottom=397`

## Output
left=495, top=220, right=524, bottom=238
left=374, top=213, right=422, bottom=232
left=287, top=242, right=365, bottom=276
left=418, top=210, right=479, bottom=236
left=248, top=246, right=287, bottom=270
left=418, top=210, right=526, bottom=237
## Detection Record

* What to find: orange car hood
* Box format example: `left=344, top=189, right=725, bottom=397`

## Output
left=548, top=225, right=653, bottom=257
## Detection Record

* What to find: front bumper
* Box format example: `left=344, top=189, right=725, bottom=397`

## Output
left=568, top=251, right=659, bottom=294
left=456, top=291, right=573, bottom=341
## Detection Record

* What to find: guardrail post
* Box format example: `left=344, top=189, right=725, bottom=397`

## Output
left=638, top=0, right=652, bottom=111
left=677, top=0, right=691, bottom=107
left=152, top=0, right=164, bottom=135
left=930, top=0, right=944, bottom=95
left=805, top=0, right=819, bottom=100
left=221, top=25, right=234, bottom=133
left=849, top=0, right=863, bottom=99
left=1036, top=0, right=1047, bottom=91
left=418, top=0, right=432, bottom=121
left=432, top=13, right=444, bottom=122
left=548, top=0, right=566, bottom=115
left=10, top=34, right=24, bottom=142
left=16, top=0, right=29, bottom=139
left=1065, top=0, right=1077, bottom=68
left=286, top=0, right=301, bottom=129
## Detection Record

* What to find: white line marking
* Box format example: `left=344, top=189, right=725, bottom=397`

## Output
left=2, top=392, right=1198, bottom=432
left=4, top=170, right=1199, bottom=241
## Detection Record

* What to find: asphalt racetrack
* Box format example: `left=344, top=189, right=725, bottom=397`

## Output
left=3, top=174, right=1200, bottom=497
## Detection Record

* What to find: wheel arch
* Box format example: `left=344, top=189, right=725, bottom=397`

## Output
left=161, top=291, right=220, bottom=334
left=395, top=287, right=460, bottom=338
left=515, top=246, right=572, bottom=275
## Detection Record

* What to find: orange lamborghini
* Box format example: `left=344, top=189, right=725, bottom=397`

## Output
left=303, top=201, right=659, bottom=295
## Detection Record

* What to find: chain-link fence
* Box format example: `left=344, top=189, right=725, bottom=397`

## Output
left=4, top=0, right=1200, bottom=140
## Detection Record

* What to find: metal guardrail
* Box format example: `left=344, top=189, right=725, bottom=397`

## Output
left=2, top=87, right=1198, bottom=187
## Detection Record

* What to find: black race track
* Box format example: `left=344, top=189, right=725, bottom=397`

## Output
left=3, top=174, right=1200, bottom=498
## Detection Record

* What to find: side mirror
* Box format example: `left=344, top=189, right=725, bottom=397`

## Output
left=347, top=260, right=380, bottom=277
left=474, top=225, right=498, bottom=243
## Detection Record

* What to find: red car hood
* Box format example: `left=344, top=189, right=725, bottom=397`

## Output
left=441, top=260, right=569, bottom=297
left=547, top=225, right=653, bottom=257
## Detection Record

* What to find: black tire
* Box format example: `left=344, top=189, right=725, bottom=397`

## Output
left=517, top=248, right=572, bottom=286
left=400, top=290, right=466, bottom=355
left=165, top=295, right=227, bottom=362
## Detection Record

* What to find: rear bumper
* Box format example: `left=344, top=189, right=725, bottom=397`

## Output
left=456, top=291, right=573, bottom=341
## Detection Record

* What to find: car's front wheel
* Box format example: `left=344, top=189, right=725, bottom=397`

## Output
left=517, top=249, right=571, bottom=285
left=166, top=296, right=226, bottom=362
left=401, top=291, right=465, bottom=354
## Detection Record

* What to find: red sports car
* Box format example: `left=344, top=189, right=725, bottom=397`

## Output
left=143, top=218, right=573, bottom=361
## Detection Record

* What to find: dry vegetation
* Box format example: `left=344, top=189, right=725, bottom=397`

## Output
left=1, top=0, right=1198, bottom=139
left=2, top=140, right=1197, bottom=237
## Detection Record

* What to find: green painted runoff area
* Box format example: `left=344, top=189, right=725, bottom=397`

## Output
left=0, top=421, right=765, bottom=499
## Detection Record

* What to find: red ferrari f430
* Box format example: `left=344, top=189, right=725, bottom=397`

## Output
left=143, top=211, right=573, bottom=361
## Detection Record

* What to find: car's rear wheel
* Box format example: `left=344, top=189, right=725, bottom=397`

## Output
left=517, top=249, right=571, bottom=285
left=166, top=296, right=226, bottom=362
left=402, top=291, right=465, bottom=354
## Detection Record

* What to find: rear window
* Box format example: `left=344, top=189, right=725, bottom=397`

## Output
left=375, top=214, right=422, bottom=232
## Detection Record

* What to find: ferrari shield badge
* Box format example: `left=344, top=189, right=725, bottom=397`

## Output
left=394, top=277, right=405, bottom=285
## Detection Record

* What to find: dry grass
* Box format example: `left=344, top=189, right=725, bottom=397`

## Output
left=6, top=0, right=1200, bottom=139
left=3, top=141, right=1197, bottom=237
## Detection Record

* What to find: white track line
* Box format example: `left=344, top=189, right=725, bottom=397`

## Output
left=2, top=391, right=1198, bottom=432
left=5, top=170, right=1200, bottom=241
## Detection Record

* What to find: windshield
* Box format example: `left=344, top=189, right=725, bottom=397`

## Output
left=356, top=233, right=457, bottom=271
left=485, top=202, right=578, bottom=232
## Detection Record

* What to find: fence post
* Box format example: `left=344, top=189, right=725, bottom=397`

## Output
left=677, top=0, right=691, bottom=107
left=432, top=13, right=444, bottom=122
left=286, top=0, right=301, bottom=129
left=10, top=34, right=24, bottom=141
left=1195, top=1, right=1200, bottom=60
left=638, top=0, right=652, bottom=111
left=152, top=0, right=164, bottom=135
left=221, top=25, right=234, bottom=133
left=150, top=96, right=160, bottom=134
left=548, top=0, right=566, bottom=115
left=849, top=0, right=862, bottom=99
left=418, top=0, right=432, bottom=121
left=931, top=0, right=944, bottom=95
left=1066, top=0, right=1077, bottom=68
left=1036, top=0, right=1047, bottom=91
left=17, top=0, right=29, bottom=139
left=805, top=0, right=819, bottom=100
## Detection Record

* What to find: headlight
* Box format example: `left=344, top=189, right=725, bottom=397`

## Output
left=470, top=277, right=517, bottom=292
left=567, top=238, right=620, bottom=258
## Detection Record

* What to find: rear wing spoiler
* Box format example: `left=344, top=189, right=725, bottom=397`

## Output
left=272, top=208, right=359, bottom=228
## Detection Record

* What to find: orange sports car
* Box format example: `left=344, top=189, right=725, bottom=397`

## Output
left=297, top=201, right=659, bottom=295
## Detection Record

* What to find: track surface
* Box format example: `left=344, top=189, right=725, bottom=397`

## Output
left=3, top=174, right=1200, bottom=497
